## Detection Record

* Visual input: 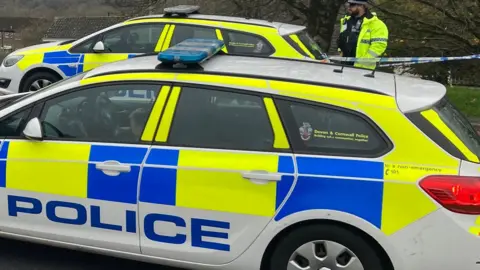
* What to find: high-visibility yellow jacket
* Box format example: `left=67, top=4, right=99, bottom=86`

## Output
left=338, top=13, right=389, bottom=69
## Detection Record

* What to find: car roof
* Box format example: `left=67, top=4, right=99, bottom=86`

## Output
left=84, top=54, right=397, bottom=96
left=127, top=14, right=306, bottom=35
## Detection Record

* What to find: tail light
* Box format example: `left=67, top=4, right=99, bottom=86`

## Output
left=419, top=175, right=480, bottom=215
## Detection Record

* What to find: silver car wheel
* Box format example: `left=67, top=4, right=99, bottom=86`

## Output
left=29, top=79, right=52, bottom=91
left=288, top=240, right=364, bottom=270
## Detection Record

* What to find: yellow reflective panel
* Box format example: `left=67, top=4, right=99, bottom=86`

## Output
left=162, top=24, right=176, bottom=50
left=263, top=97, right=290, bottom=149
left=358, top=104, right=459, bottom=169
left=215, top=29, right=228, bottom=53
left=125, top=18, right=275, bottom=34
left=289, top=34, right=314, bottom=59
left=267, top=34, right=305, bottom=59
left=80, top=73, right=176, bottom=85
left=270, top=81, right=397, bottom=108
left=176, top=150, right=278, bottom=216
left=83, top=54, right=129, bottom=72
left=6, top=141, right=90, bottom=198
left=17, top=54, right=44, bottom=71
left=381, top=181, right=438, bottom=235
left=176, top=74, right=268, bottom=88
left=141, top=86, right=171, bottom=142
left=422, top=109, right=479, bottom=163
left=155, top=24, right=171, bottom=52
left=155, top=86, right=181, bottom=142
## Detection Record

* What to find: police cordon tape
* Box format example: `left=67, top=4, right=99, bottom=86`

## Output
left=329, top=54, right=480, bottom=67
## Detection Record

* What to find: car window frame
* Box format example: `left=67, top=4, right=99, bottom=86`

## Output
left=167, top=23, right=218, bottom=48
left=159, top=83, right=288, bottom=153
left=24, top=81, right=167, bottom=145
left=69, top=22, right=167, bottom=54
left=0, top=105, right=36, bottom=139
left=219, top=28, right=276, bottom=56
left=275, top=96, right=393, bottom=158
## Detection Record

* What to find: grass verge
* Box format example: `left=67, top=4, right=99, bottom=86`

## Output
left=447, top=86, right=480, bottom=119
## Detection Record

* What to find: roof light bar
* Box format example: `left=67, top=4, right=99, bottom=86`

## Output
left=158, top=38, right=224, bottom=65
left=164, top=5, right=200, bottom=15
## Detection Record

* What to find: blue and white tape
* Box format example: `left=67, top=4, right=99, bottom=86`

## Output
left=329, top=54, right=480, bottom=67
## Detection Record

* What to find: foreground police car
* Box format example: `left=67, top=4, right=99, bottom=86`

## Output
left=0, top=5, right=326, bottom=94
left=0, top=39, right=479, bottom=270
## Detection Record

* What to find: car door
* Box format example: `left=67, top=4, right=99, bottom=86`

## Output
left=0, top=82, right=166, bottom=254
left=273, top=98, right=393, bottom=227
left=79, top=23, right=167, bottom=72
left=137, top=85, right=296, bottom=265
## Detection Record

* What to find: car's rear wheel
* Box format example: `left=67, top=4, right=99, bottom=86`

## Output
left=21, top=72, right=60, bottom=93
left=268, top=224, right=386, bottom=270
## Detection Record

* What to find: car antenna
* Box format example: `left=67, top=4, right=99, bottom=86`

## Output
left=333, top=65, right=345, bottom=73
left=364, top=61, right=379, bottom=78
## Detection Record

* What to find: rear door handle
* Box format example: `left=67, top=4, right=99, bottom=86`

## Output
left=242, top=171, right=282, bottom=183
left=96, top=161, right=131, bottom=177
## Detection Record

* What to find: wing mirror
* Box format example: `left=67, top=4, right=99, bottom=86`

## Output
left=93, top=41, right=105, bottom=53
left=23, top=118, right=43, bottom=141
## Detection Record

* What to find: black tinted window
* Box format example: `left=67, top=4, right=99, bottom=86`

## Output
left=223, top=30, right=273, bottom=55
left=169, top=87, right=274, bottom=151
left=170, top=25, right=216, bottom=46
left=0, top=109, right=32, bottom=137
left=70, top=38, right=96, bottom=53
left=40, top=84, right=161, bottom=143
left=103, top=24, right=165, bottom=53
left=278, top=100, right=389, bottom=156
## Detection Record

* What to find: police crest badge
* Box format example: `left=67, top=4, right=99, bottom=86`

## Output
left=299, top=122, right=313, bottom=141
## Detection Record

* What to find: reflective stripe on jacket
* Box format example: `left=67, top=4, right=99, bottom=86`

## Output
left=339, top=12, right=388, bottom=69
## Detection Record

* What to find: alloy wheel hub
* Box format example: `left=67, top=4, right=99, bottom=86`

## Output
left=287, top=240, right=364, bottom=270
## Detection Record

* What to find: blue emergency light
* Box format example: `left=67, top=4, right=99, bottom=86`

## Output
left=158, top=38, right=225, bottom=65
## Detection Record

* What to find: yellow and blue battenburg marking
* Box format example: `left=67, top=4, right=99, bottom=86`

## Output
left=0, top=141, right=147, bottom=204
left=25, top=50, right=139, bottom=76
left=140, top=148, right=295, bottom=217
left=276, top=157, right=385, bottom=227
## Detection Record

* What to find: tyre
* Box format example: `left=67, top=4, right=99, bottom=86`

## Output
left=21, top=72, right=60, bottom=93
left=268, top=224, right=387, bottom=270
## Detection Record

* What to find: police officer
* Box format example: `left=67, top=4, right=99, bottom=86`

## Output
left=337, top=0, right=389, bottom=69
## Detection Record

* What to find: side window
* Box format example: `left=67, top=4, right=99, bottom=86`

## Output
left=39, top=84, right=161, bottom=143
left=102, top=24, right=165, bottom=53
left=0, top=108, right=32, bottom=137
left=223, top=30, right=273, bottom=55
left=170, top=25, right=216, bottom=47
left=277, top=99, right=390, bottom=157
left=168, top=87, right=274, bottom=151
left=70, top=38, right=96, bottom=54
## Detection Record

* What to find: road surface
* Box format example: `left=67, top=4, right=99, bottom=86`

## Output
left=0, top=238, right=185, bottom=270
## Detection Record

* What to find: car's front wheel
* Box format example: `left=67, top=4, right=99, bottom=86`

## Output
left=21, top=72, right=60, bottom=93
left=268, top=224, right=387, bottom=270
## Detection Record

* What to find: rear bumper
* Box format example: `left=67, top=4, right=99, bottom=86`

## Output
left=389, top=209, right=480, bottom=270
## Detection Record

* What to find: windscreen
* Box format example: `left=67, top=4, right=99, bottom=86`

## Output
left=0, top=94, right=31, bottom=109
left=434, top=98, right=480, bottom=158
left=283, top=30, right=328, bottom=61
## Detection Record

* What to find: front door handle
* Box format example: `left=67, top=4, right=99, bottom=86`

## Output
left=96, top=160, right=131, bottom=177
left=242, top=171, right=282, bottom=183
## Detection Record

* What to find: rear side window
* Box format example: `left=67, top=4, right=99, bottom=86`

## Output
left=408, top=98, right=480, bottom=162
left=277, top=99, right=391, bottom=157
left=222, top=30, right=274, bottom=56
left=283, top=30, right=327, bottom=60
left=170, top=25, right=217, bottom=46
left=168, top=87, right=274, bottom=152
